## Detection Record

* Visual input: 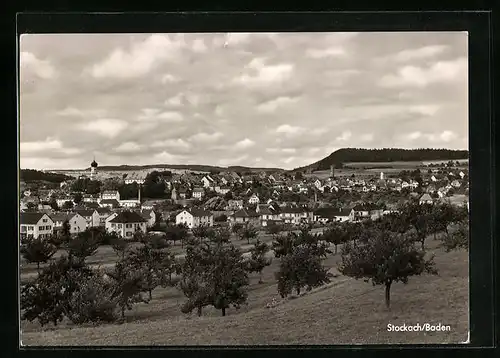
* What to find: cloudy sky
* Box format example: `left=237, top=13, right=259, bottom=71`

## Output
left=19, top=32, right=468, bottom=170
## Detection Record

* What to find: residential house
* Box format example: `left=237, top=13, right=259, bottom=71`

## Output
left=176, top=208, right=214, bottom=229
left=100, top=199, right=120, bottom=209
left=104, top=212, right=119, bottom=226
left=141, top=200, right=162, bottom=210
left=459, top=171, right=466, bottom=179
left=226, top=200, right=244, bottom=211
left=95, top=207, right=112, bottom=225
left=51, top=212, right=87, bottom=234
left=56, top=197, right=74, bottom=207
left=105, top=211, right=147, bottom=239
left=84, top=201, right=100, bottom=210
left=248, top=194, right=260, bottom=205
left=192, top=187, right=204, bottom=199
left=351, top=203, right=384, bottom=222
left=20, top=212, right=54, bottom=240
left=101, top=190, right=120, bottom=201
left=313, top=207, right=341, bottom=224
left=178, top=187, right=188, bottom=199
left=451, top=180, right=461, bottom=188
left=124, top=173, right=146, bottom=185
left=280, top=206, right=312, bottom=225
left=256, top=204, right=281, bottom=227
left=419, top=193, right=434, bottom=205
left=230, top=208, right=260, bottom=227
left=215, top=186, right=231, bottom=195
left=201, top=175, right=215, bottom=189
left=74, top=209, right=100, bottom=227
left=119, top=199, right=140, bottom=208
left=140, top=209, right=157, bottom=228
left=83, top=195, right=100, bottom=203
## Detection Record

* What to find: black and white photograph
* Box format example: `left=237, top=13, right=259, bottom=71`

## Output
left=19, top=31, right=470, bottom=345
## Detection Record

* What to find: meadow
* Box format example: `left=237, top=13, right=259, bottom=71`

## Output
left=20, top=235, right=469, bottom=346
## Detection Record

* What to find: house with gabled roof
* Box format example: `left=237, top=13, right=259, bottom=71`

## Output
left=100, top=198, right=120, bottom=209
left=73, top=209, right=100, bottom=227
left=51, top=212, right=87, bottom=234
left=248, top=193, right=260, bottom=205
left=192, top=187, right=205, bottom=199
left=105, top=210, right=147, bottom=239
left=229, top=208, right=260, bottom=226
left=279, top=206, right=312, bottom=225
left=176, top=208, right=213, bottom=229
left=419, top=193, right=434, bottom=205
left=96, top=207, right=113, bottom=225
left=20, top=212, right=54, bottom=240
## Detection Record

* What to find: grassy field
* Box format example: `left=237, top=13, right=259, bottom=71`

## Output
left=19, top=229, right=326, bottom=282
left=20, top=236, right=469, bottom=346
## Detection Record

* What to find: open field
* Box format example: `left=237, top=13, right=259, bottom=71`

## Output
left=21, top=236, right=468, bottom=345
left=344, top=161, right=426, bottom=168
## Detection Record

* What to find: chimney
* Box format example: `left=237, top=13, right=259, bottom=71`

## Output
left=330, top=165, right=334, bottom=178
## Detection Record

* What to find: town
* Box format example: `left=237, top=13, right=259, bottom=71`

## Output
left=20, top=158, right=469, bottom=240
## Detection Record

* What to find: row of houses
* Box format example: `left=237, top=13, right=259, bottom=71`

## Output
left=20, top=208, right=157, bottom=240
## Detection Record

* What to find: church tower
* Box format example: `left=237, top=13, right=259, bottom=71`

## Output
left=380, top=172, right=384, bottom=180
left=90, top=157, right=98, bottom=180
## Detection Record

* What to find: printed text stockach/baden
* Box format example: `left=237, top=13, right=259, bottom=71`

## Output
left=387, top=323, right=451, bottom=332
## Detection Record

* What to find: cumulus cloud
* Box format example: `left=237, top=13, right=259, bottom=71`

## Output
left=276, top=124, right=304, bottom=136
left=306, top=46, right=347, bottom=59
left=235, top=58, right=294, bottom=86
left=257, top=96, right=299, bottom=113
left=20, top=51, right=56, bottom=79
left=153, top=151, right=184, bottom=163
left=20, top=137, right=81, bottom=155
left=161, top=73, right=180, bottom=83
left=409, top=105, right=440, bottom=116
left=188, top=132, right=223, bottom=144
left=218, top=155, right=249, bottom=166
left=427, top=130, right=458, bottom=143
left=150, top=138, right=191, bottom=150
left=114, top=141, right=142, bottom=153
left=56, top=107, right=107, bottom=117
left=235, top=138, right=256, bottom=149
left=138, top=109, right=184, bottom=123
left=164, top=94, right=183, bottom=107
left=405, top=131, right=423, bottom=140
left=379, top=57, right=467, bottom=88
left=88, top=34, right=186, bottom=78
left=78, top=119, right=128, bottom=138
left=392, top=45, right=449, bottom=62
left=336, top=131, right=352, bottom=141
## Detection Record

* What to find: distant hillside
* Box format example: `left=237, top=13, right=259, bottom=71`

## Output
left=20, top=169, right=73, bottom=183
left=93, top=164, right=284, bottom=173
left=295, top=148, right=469, bottom=172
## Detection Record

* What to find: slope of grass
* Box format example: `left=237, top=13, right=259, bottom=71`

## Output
left=21, top=239, right=468, bottom=346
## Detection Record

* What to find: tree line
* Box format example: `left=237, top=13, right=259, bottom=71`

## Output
left=20, top=169, right=73, bottom=184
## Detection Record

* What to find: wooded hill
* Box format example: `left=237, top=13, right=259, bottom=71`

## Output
left=295, top=148, right=469, bottom=172
left=20, top=169, right=73, bottom=183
